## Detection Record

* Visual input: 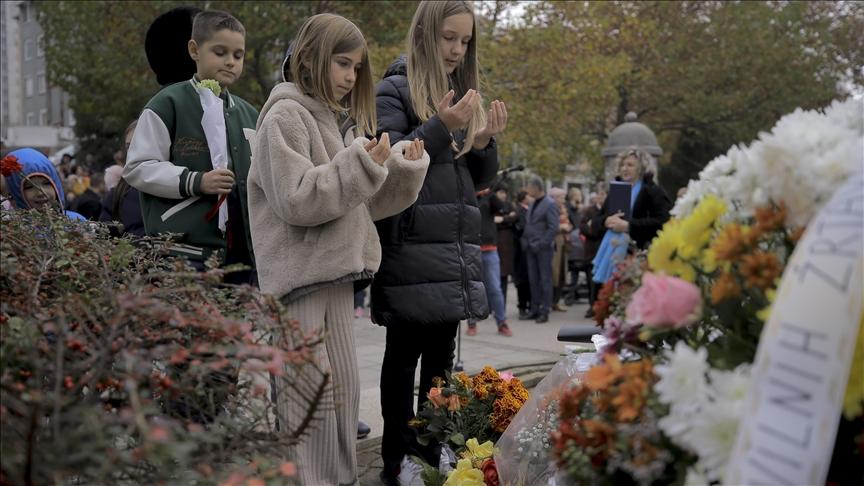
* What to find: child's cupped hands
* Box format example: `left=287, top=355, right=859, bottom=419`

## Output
left=364, top=132, right=390, bottom=166
left=402, top=138, right=425, bottom=161
left=438, top=89, right=480, bottom=133
left=473, top=99, right=508, bottom=149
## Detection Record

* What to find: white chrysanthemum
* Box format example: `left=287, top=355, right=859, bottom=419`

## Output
left=685, top=402, right=741, bottom=482
left=683, top=467, right=711, bottom=486
left=707, top=365, right=751, bottom=412
left=654, top=343, right=709, bottom=411
left=672, top=97, right=864, bottom=228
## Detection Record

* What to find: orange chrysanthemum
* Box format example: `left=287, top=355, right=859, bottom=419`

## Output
left=740, top=251, right=781, bottom=289
left=788, top=226, right=806, bottom=243
left=754, top=203, right=787, bottom=234
left=711, top=271, right=741, bottom=304
left=585, top=354, right=623, bottom=391
left=453, top=372, right=473, bottom=389
left=711, top=223, right=755, bottom=262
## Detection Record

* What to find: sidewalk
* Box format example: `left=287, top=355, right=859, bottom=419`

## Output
left=353, top=284, right=600, bottom=484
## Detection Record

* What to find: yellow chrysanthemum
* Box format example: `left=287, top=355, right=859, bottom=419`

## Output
left=443, top=459, right=485, bottom=486
left=755, top=287, right=777, bottom=322
left=843, top=314, right=864, bottom=420
left=648, top=220, right=683, bottom=271
left=678, top=196, right=727, bottom=258
left=701, top=248, right=718, bottom=273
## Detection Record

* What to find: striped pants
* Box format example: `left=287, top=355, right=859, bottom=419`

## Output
left=276, top=283, right=359, bottom=485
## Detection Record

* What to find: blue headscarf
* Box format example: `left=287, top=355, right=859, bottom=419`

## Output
left=4, top=148, right=85, bottom=221
left=592, top=180, right=642, bottom=284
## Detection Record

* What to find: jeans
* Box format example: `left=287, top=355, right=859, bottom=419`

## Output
left=526, top=246, right=554, bottom=316
left=481, top=250, right=507, bottom=326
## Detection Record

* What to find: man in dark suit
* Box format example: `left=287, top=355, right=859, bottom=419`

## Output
left=520, top=177, right=560, bottom=323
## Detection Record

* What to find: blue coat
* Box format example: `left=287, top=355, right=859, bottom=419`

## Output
left=521, top=195, right=559, bottom=253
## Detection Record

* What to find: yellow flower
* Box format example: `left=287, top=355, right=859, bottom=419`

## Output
left=843, top=315, right=864, bottom=420
left=443, top=458, right=485, bottom=486
left=755, top=287, right=776, bottom=321
left=678, top=196, right=727, bottom=258
left=700, top=248, right=718, bottom=273
left=461, top=438, right=496, bottom=464
left=648, top=220, right=683, bottom=271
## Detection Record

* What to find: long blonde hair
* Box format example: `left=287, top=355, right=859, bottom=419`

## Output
left=407, top=1, right=485, bottom=156
left=287, top=13, right=376, bottom=136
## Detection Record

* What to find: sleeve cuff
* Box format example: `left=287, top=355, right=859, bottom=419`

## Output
left=180, top=170, right=204, bottom=197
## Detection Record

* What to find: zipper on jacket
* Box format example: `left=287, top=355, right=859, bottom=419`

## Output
left=454, top=160, right=474, bottom=320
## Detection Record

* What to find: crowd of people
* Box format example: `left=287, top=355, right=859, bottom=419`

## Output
left=0, top=1, right=673, bottom=484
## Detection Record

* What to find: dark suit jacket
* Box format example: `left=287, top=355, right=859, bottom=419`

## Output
left=521, top=195, right=559, bottom=253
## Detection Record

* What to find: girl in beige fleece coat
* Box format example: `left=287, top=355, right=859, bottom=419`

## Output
left=246, top=14, right=428, bottom=485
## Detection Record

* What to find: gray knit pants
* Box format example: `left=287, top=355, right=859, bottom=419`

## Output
left=277, top=283, right=359, bottom=485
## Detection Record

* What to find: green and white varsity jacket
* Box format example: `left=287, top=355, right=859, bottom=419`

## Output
left=123, top=78, right=258, bottom=262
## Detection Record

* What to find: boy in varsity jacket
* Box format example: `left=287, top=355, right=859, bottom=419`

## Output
left=124, top=10, right=257, bottom=282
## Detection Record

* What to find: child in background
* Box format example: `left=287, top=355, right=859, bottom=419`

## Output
left=2, top=148, right=86, bottom=221
left=123, top=10, right=257, bottom=284
left=247, top=14, right=428, bottom=484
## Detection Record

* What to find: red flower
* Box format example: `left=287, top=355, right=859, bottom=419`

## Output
left=480, top=458, right=499, bottom=486
left=1, top=154, right=23, bottom=177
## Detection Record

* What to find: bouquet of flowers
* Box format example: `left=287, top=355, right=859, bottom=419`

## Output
left=411, top=366, right=529, bottom=485
left=556, top=98, right=864, bottom=485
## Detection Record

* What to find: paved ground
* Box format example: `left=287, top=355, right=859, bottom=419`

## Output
left=352, top=284, right=601, bottom=485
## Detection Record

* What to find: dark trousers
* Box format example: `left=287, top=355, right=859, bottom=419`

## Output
left=586, top=262, right=598, bottom=306
left=516, top=277, right=532, bottom=311
left=354, top=289, right=366, bottom=309
left=526, top=247, right=554, bottom=316
left=380, top=321, right=459, bottom=475
left=500, top=275, right=509, bottom=308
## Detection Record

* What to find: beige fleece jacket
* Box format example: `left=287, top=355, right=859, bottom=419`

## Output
left=247, top=82, right=429, bottom=301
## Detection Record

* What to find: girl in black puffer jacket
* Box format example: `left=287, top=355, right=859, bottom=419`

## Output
left=371, top=1, right=508, bottom=482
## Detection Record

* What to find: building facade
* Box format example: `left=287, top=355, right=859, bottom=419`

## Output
left=1, top=0, right=74, bottom=153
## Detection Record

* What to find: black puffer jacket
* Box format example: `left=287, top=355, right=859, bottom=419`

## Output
left=370, top=58, right=498, bottom=326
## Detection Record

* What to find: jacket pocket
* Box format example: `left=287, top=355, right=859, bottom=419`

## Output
left=160, top=196, right=201, bottom=222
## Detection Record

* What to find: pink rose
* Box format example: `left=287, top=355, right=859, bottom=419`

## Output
left=427, top=387, right=448, bottom=408
left=498, top=371, right=514, bottom=382
left=625, top=272, right=702, bottom=328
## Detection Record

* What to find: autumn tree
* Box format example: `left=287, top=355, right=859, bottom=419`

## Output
left=36, top=1, right=415, bottom=162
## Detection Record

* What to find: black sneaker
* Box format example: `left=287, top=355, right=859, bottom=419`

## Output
left=379, top=470, right=399, bottom=486
left=357, top=420, right=371, bottom=440
left=584, top=308, right=595, bottom=319
left=519, top=311, right=537, bottom=320
left=535, top=314, right=549, bottom=324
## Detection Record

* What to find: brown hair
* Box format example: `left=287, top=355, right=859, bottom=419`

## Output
left=407, top=1, right=485, bottom=156
left=191, top=10, right=245, bottom=44
left=286, top=14, right=376, bottom=137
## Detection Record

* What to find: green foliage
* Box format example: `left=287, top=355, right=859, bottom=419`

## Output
left=0, top=207, right=328, bottom=484
left=35, top=1, right=416, bottom=160
left=483, top=0, right=863, bottom=181
left=36, top=1, right=862, bottom=182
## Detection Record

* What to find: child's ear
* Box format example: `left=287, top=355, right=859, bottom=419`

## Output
left=187, top=40, right=199, bottom=61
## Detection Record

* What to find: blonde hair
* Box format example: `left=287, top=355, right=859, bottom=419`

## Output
left=407, top=1, right=485, bottom=156
left=615, top=148, right=656, bottom=181
left=287, top=14, right=376, bottom=136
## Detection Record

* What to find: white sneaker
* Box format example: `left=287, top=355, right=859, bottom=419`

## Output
left=397, top=456, right=425, bottom=486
